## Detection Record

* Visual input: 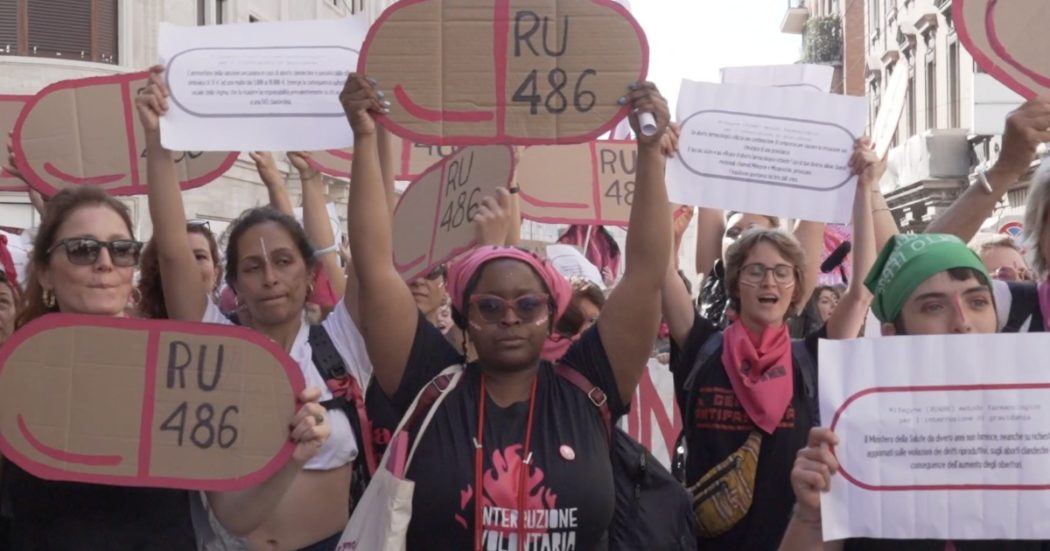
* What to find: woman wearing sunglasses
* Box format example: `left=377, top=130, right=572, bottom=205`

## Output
left=660, top=139, right=883, bottom=550
left=138, top=66, right=355, bottom=551
left=0, top=188, right=197, bottom=549
left=342, top=73, right=671, bottom=549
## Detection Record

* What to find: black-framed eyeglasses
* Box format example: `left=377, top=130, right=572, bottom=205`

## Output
left=424, top=264, right=447, bottom=281
left=740, top=263, right=795, bottom=286
left=47, top=238, right=143, bottom=267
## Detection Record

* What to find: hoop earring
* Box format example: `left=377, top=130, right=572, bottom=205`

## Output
left=43, top=288, right=56, bottom=309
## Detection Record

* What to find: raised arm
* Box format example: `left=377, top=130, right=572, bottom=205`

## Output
left=778, top=428, right=844, bottom=551
left=870, top=173, right=898, bottom=251
left=289, top=152, right=347, bottom=302
left=662, top=205, right=696, bottom=347
left=793, top=220, right=826, bottom=311
left=926, top=98, right=1050, bottom=240
left=695, top=208, right=725, bottom=281
left=827, top=139, right=880, bottom=339
left=137, top=65, right=207, bottom=322
left=251, top=151, right=294, bottom=216
left=376, top=124, right=399, bottom=214
left=598, top=83, right=673, bottom=405
left=340, top=74, right=419, bottom=397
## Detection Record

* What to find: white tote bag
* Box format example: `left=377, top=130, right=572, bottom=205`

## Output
left=335, top=365, right=464, bottom=551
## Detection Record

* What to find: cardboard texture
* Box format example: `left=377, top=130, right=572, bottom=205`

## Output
left=517, top=139, right=634, bottom=225
left=0, top=96, right=30, bottom=192
left=358, top=0, right=649, bottom=145
left=12, top=72, right=238, bottom=197
left=392, top=145, right=516, bottom=280
left=955, top=0, right=1050, bottom=100
left=0, top=314, right=304, bottom=491
left=871, top=66, right=909, bottom=159
left=307, top=137, right=458, bottom=180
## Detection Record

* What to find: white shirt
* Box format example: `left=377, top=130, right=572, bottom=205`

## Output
left=202, top=299, right=372, bottom=470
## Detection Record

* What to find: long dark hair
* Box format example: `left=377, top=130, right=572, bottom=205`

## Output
left=16, top=186, right=135, bottom=329
left=137, top=223, right=221, bottom=320
left=224, top=207, right=316, bottom=290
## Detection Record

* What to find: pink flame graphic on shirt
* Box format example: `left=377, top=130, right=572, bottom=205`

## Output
left=456, top=444, right=559, bottom=533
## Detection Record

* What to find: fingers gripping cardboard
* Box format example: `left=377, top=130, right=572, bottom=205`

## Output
left=0, top=95, right=30, bottom=192
left=955, top=0, right=1050, bottom=99
left=392, top=145, right=516, bottom=280
left=12, top=72, right=238, bottom=197
left=0, top=315, right=305, bottom=491
left=358, top=0, right=649, bottom=145
left=517, top=139, right=635, bottom=226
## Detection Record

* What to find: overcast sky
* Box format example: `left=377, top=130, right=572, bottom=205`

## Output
left=630, top=1, right=804, bottom=113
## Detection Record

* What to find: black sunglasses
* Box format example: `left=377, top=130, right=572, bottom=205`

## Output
left=187, top=219, right=211, bottom=231
left=47, top=237, right=143, bottom=267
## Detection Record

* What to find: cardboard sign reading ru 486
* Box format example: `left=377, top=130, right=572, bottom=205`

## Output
left=13, top=72, right=237, bottom=197
left=0, top=314, right=304, bottom=491
left=393, top=145, right=516, bottom=280
left=517, top=140, right=635, bottom=226
left=359, top=0, right=648, bottom=145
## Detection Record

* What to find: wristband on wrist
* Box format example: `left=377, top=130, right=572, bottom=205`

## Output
left=971, top=165, right=994, bottom=195
left=792, top=504, right=822, bottom=525
left=313, top=244, right=339, bottom=258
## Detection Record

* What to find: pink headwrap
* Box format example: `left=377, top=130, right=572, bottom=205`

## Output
left=0, top=234, right=20, bottom=301
left=446, top=246, right=572, bottom=323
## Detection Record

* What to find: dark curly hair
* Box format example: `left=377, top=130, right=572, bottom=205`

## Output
left=137, top=223, right=221, bottom=320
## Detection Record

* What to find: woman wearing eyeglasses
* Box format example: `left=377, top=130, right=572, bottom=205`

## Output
left=659, top=139, right=882, bottom=550
left=342, top=73, right=672, bottom=548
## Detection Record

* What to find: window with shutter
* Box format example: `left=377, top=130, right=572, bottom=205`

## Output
left=2, top=0, right=118, bottom=64
left=0, top=0, right=18, bottom=55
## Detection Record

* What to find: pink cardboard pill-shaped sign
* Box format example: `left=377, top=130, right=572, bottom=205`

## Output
left=0, top=95, right=30, bottom=192
left=392, top=145, right=516, bottom=281
left=830, top=383, right=1050, bottom=491
left=955, top=0, right=1050, bottom=100
left=0, top=314, right=304, bottom=491
left=13, top=72, right=238, bottom=197
left=517, top=139, right=635, bottom=226
left=358, top=0, right=649, bottom=146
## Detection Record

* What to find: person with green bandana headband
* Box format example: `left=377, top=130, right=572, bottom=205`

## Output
left=779, top=234, right=1049, bottom=551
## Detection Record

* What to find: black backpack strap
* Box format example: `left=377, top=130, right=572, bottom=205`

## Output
left=791, top=339, right=819, bottom=426
left=683, top=332, right=724, bottom=393
left=308, top=325, right=378, bottom=478
left=554, top=364, right=612, bottom=444
left=1004, top=282, right=1043, bottom=333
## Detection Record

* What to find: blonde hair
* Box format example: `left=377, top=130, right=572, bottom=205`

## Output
left=723, top=228, right=806, bottom=317
left=970, top=234, right=1022, bottom=255
left=1023, top=161, right=1050, bottom=279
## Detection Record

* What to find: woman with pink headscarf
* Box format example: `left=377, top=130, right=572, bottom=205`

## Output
left=342, top=74, right=673, bottom=548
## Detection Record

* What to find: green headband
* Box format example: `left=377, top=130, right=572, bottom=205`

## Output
left=864, top=234, right=989, bottom=323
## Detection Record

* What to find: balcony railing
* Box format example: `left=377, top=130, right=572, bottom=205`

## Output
left=781, top=0, right=809, bottom=34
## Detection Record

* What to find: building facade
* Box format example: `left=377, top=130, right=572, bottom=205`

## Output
left=785, top=0, right=1028, bottom=234
left=0, top=0, right=398, bottom=240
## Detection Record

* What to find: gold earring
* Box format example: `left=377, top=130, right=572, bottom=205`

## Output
left=43, top=289, right=56, bottom=309
left=129, top=287, right=142, bottom=307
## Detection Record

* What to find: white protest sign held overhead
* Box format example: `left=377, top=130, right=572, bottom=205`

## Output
left=546, top=244, right=605, bottom=289
left=820, top=333, right=1050, bottom=541
left=871, top=66, right=909, bottom=159
left=159, top=17, right=368, bottom=151
left=720, top=64, right=834, bottom=93
left=668, top=79, right=867, bottom=224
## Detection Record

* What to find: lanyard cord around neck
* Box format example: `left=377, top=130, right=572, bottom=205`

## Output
left=473, top=373, right=540, bottom=551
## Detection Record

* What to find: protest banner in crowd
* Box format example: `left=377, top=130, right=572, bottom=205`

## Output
left=392, top=145, right=516, bottom=280
left=358, top=0, right=648, bottom=145
left=0, top=314, right=305, bottom=491
left=821, top=333, right=1050, bottom=540
left=12, top=72, right=237, bottom=197
left=159, top=17, right=369, bottom=151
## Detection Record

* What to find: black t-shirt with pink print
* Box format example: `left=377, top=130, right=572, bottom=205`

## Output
left=387, top=317, right=624, bottom=550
